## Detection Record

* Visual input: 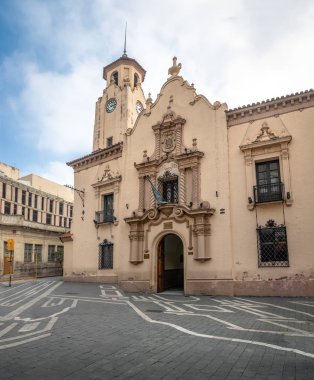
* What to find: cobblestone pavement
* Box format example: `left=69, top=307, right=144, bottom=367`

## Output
left=0, top=278, right=314, bottom=379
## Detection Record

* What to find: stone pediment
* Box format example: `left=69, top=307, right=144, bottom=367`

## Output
left=240, top=118, right=292, bottom=151
left=125, top=204, right=215, bottom=226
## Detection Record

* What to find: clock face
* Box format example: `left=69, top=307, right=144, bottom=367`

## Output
left=136, top=101, right=143, bottom=114
left=106, top=98, right=117, bottom=113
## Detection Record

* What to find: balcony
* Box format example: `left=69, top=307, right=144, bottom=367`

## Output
left=94, top=210, right=115, bottom=224
left=253, top=182, right=284, bottom=204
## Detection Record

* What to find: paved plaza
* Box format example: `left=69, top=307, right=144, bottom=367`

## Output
left=0, top=278, right=314, bottom=379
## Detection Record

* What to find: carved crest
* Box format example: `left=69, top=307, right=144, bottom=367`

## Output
left=161, top=131, right=176, bottom=153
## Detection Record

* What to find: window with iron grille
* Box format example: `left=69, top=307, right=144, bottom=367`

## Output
left=254, top=160, right=283, bottom=203
left=34, top=244, right=42, bottom=262
left=24, top=243, right=33, bottom=262
left=48, top=245, right=55, bottom=262
left=158, top=171, right=178, bottom=204
left=257, top=220, right=289, bottom=267
left=99, top=240, right=113, bottom=269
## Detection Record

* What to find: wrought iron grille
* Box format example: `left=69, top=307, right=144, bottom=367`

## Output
left=257, top=222, right=289, bottom=267
left=158, top=171, right=179, bottom=204
left=99, top=239, right=113, bottom=269
left=254, top=182, right=284, bottom=203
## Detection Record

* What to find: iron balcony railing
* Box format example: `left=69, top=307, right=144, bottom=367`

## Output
left=95, top=210, right=115, bottom=224
left=253, top=182, right=284, bottom=203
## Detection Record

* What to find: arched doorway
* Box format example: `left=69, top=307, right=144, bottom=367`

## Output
left=157, top=234, right=184, bottom=292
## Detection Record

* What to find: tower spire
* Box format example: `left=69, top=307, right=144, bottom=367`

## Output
left=122, top=22, right=127, bottom=57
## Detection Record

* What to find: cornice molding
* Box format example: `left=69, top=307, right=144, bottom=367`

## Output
left=67, top=143, right=123, bottom=172
left=227, top=89, right=314, bottom=127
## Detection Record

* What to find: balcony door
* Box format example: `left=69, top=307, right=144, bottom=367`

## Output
left=255, top=160, right=282, bottom=202
left=103, top=193, right=114, bottom=222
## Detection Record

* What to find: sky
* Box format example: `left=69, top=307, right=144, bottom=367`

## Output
left=0, top=0, right=313, bottom=186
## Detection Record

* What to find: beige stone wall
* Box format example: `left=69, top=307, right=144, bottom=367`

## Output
left=228, top=107, right=314, bottom=283
left=66, top=57, right=314, bottom=296
left=20, top=174, right=73, bottom=202
left=0, top=162, right=20, bottom=180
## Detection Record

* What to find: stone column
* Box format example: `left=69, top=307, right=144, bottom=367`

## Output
left=138, top=176, right=145, bottom=215
left=192, top=166, right=199, bottom=208
left=176, top=125, right=182, bottom=155
left=129, top=232, right=139, bottom=263
left=281, top=142, right=293, bottom=205
left=155, top=131, right=161, bottom=160
left=150, top=174, right=157, bottom=208
left=244, top=149, right=254, bottom=210
left=193, top=216, right=211, bottom=261
left=179, top=169, right=186, bottom=205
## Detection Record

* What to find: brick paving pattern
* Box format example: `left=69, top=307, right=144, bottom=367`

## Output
left=0, top=278, right=313, bottom=379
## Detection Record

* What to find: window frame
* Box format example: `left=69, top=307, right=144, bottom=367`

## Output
left=98, top=240, right=113, bottom=269
left=24, top=243, right=33, bottom=263
left=257, top=222, right=289, bottom=267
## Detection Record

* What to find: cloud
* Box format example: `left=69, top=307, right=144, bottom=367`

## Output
left=1, top=0, right=314, bottom=185
left=17, top=59, right=103, bottom=155
left=22, top=160, right=74, bottom=186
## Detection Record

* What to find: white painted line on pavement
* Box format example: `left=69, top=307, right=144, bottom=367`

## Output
left=0, top=333, right=51, bottom=350
left=18, top=322, right=40, bottom=332
left=0, top=323, right=18, bottom=337
left=236, top=297, right=314, bottom=318
left=126, top=300, right=314, bottom=359
left=0, top=282, right=61, bottom=321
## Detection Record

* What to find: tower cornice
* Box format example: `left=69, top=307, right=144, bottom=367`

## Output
left=103, top=56, right=146, bottom=82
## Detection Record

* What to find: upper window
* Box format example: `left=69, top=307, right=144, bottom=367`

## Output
left=22, top=190, right=26, bottom=205
left=107, top=137, right=113, bottom=147
left=134, top=73, right=139, bottom=87
left=254, top=160, right=283, bottom=203
left=33, top=210, right=38, bottom=222
left=28, top=192, right=32, bottom=207
left=95, top=193, right=114, bottom=224
left=46, top=213, right=52, bottom=225
left=4, top=201, right=11, bottom=215
left=257, top=220, right=289, bottom=267
left=2, top=183, right=6, bottom=199
left=158, top=171, right=179, bottom=204
left=112, top=71, right=118, bottom=86
left=14, top=187, right=18, bottom=203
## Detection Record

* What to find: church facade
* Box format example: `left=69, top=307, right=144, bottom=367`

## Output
left=64, top=53, right=314, bottom=296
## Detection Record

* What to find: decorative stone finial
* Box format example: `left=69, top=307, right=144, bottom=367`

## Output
left=255, top=122, right=276, bottom=142
left=168, top=56, right=182, bottom=77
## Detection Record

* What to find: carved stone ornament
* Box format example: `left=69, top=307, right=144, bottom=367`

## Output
left=168, top=56, right=182, bottom=77
left=254, top=122, right=276, bottom=142
left=97, top=165, right=120, bottom=182
left=161, top=131, right=176, bottom=153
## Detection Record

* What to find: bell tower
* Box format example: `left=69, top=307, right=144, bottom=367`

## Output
left=92, top=47, right=146, bottom=151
